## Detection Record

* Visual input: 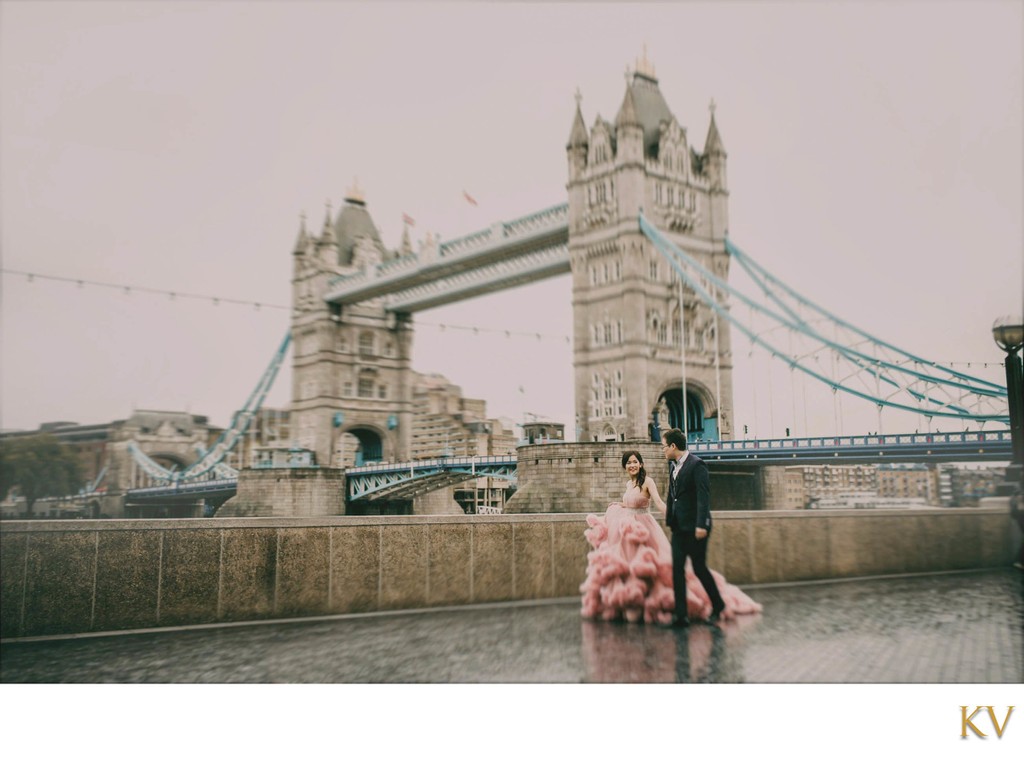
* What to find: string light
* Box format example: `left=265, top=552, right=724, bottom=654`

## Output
left=3, top=268, right=290, bottom=311
left=417, top=320, right=570, bottom=343
left=3, top=267, right=573, bottom=342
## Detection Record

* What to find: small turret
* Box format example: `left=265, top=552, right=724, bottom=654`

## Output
left=703, top=100, right=727, bottom=192
left=399, top=220, right=413, bottom=256
left=567, top=88, right=589, bottom=148
left=614, top=76, right=644, bottom=165
left=292, top=212, right=310, bottom=255
left=318, top=202, right=337, bottom=246
left=615, top=84, right=640, bottom=129
left=567, top=88, right=589, bottom=181
left=317, top=201, right=340, bottom=267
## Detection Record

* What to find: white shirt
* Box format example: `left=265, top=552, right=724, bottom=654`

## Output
left=671, top=451, right=689, bottom=479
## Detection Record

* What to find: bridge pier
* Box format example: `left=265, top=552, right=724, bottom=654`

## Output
left=218, top=468, right=347, bottom=517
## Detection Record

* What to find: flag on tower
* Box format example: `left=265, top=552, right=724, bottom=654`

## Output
left=463, top=190, right=478, bottom=206
left=402, top=213, right=416, bottom=226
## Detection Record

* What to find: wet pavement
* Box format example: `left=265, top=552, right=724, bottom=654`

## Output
left=1, top=569, right=1021, bottom=683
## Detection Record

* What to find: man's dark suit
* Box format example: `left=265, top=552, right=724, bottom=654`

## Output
left=666, top=452, right=724, bottom=621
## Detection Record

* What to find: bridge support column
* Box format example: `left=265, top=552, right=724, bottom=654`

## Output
left=757, top=466, right=792, bottom=510
left=412, top=489, right=465, bottom=516
left=218, top=468, right=347, bottom=517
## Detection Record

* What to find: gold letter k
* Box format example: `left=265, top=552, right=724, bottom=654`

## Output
left=961, top=706, right=986, bottom=738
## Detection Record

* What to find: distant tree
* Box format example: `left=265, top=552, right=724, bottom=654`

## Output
left=0, top=434, right=83, bottom=517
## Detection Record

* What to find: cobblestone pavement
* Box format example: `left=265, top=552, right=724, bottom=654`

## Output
left=1, top=569, right=1021, bottom=683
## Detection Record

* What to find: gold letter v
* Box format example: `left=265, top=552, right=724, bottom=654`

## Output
left=987, top=706, right=1014, bottom=739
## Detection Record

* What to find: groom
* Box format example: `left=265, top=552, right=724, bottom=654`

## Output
left=662, top=427, right=725, bottom=627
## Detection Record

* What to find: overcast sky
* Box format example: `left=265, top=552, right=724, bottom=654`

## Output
left=1, top=1, right=1021, bottom=439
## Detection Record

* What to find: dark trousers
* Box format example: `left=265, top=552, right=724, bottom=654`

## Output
left=671, top=528, right=725, bottom=619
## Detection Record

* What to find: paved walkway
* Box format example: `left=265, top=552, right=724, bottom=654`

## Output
left=1, top=569, right=1021, bottom=683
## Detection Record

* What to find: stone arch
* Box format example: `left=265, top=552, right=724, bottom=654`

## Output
left=655, top=380, right=718, bottom=442
left=337, top=424, right=387, bottom=467
left=599, top=422, right=618, bottom=442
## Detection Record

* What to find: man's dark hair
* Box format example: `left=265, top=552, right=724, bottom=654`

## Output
left=662, top=427, right=687, bottom=451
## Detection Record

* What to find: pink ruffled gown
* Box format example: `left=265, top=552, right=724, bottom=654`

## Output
left=580, top=484, right=763, bottom=624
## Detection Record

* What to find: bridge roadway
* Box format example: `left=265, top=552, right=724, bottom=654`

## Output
left=124, top=429, right=1014, bottom=505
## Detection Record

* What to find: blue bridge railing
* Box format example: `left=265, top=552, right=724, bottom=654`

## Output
left=689, top=429, right=1012, bottom=464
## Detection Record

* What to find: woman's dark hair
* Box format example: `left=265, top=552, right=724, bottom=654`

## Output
left=621, top=450, right=646, bottom=488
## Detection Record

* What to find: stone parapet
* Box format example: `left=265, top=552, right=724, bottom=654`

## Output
left=1, top=506, right=1017, bottom=639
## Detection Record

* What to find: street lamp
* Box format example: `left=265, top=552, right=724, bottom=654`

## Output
left=992, top=315, right=1023, bottom=495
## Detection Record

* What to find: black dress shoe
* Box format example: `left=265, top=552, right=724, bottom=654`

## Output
left=705, top=608, right=725, bottom=624
left=670, top=616, right=691, bottom=628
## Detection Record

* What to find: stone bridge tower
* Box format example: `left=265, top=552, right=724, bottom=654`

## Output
left=568, top=54, right=734, bottom=443
left=290, top=184, right=414, bottom=467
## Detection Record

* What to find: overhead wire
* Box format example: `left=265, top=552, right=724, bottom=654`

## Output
left=1, top=267, right=572, bottom=342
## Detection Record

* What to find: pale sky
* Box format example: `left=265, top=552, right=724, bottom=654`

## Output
left=2, top=0, right=1021, bottom=439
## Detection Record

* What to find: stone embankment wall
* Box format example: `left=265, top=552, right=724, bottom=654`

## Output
left=1, top=506, right=1017, bottom=639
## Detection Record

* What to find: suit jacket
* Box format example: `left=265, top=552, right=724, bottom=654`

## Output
left=666, top=453, right=712, bottom=533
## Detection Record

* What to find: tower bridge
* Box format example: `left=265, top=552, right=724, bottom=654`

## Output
left=291, top=53, right=736, bottom=471
left=118, top=53, right=1012, bottom=517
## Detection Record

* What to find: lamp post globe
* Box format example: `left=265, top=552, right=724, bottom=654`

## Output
left=992, top=315, right=1024, bottom=353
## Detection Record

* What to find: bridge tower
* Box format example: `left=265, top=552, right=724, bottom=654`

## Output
left=568, top=53, right=734, bottom=443
left=290, top=184, right=414, bottom=467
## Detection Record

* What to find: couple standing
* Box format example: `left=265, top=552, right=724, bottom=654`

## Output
left=580, top=427, right=761, bottom=627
